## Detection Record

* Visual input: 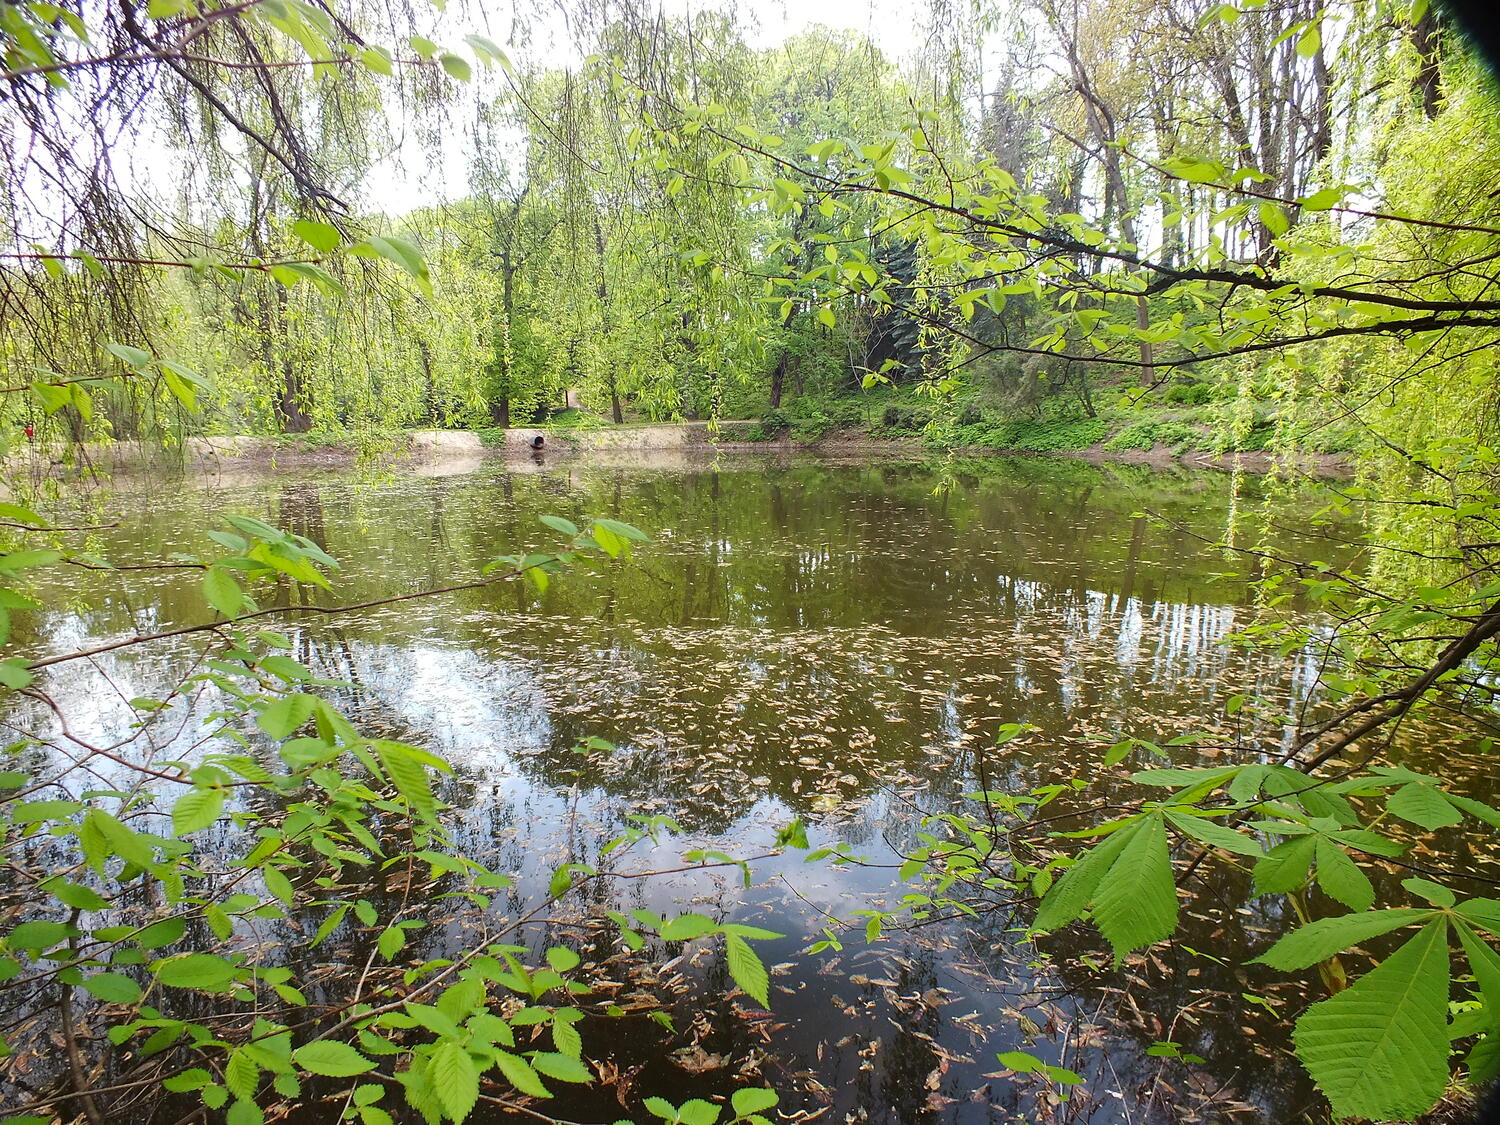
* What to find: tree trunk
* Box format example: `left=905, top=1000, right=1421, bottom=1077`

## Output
left=1151, top=104, right=1183, bottom=269
left=268, top=285, right=310, bottom=433
left=1134, top=297, right=1154, bottom=387
left=1053, top=10, right=1156, bottom=386
left=1308, top=33, right=1333, bottom=174
left=768, top=301, right=796, bottom=409
left=488, top=182, right=529, bottom=426
left=594, top=216, right=620, bottom=421
left=1412, top=8, right=1442, bottom=119
left=417, top=338, right=437, bottom=425
left=493, top=252, right=517, bottom=426
left=246, top=155, right=310, bottom=434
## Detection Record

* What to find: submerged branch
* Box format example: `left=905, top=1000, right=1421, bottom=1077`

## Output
left=26, top=555, right=559, bottom=671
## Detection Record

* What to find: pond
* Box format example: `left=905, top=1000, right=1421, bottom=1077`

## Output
left=4, top=452, right=1489, bottom=1125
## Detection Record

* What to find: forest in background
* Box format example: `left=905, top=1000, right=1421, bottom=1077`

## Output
left=4, top=0, right=1495, bottom=462
left=3, top=0, right=1500, bottom=1123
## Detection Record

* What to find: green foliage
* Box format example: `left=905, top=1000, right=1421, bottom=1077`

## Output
left=1024, top=765, right=1500, bottom=1120
left=1293, top=919, right=1452, bottom=1120
left=1102, top=420, right=1206, bottom=453
left=751, top=408, right=790, bottom=440
left=875, top=401, right=937, bottom=437
left=643, top=1088, right=781, bottom=1125
left=473, top=427, right=508, bottom=448
left=0, top=505, right=792, bottom=1124
left=1163, top=383, right=1215, bottom=406
left=1100, top=421, right=1159, bottom=452
left=743, top=398, right=868, bottom=442
left=995, top=1050, right=1083, bottom=1087
left=822, top=712, right=1500, bottom=1124
left=543, top=409, right=609, bottom=432
left=790, top=409, right=836, bottom=440
left=948, top=417, right=1110, bottom=452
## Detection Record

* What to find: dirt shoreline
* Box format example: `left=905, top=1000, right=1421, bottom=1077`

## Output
left=5, top=427, right=1353, bottom=478
left=712, top=432, right=1351, bottom=476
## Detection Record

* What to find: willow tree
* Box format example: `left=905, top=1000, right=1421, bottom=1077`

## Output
left=465, top=9, right=769, bottom=425
left=582, top=7, right=766, bottom=421
left=0, top=0, right=471, bottom=439
left=745, top=28, right=922, bottom=407
left=465, top=93, right=550, bottom=428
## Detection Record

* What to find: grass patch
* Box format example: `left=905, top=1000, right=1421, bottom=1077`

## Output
left=1103, top=420, right=1207, bottom=452
left=949, top=417, right=1110, bottom=451
left=543, top=409, right=609, bottom=431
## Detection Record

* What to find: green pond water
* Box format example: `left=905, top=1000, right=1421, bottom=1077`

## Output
left=5, top=452, right=1491, bottom=1124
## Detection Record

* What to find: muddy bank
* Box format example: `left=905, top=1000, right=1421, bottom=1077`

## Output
left=4, top=431, right=487, bottom=479
left=2, top=425, right=1353, bottom=481
left=735, top=430, right=1352, bottom=476
left=188, top=430, right=489, bottom=473
left=1068, top=442, right=1352, bottom=477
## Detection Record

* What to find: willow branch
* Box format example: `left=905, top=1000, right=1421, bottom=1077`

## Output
left=678, top=111, right=1500, bottom=317
left=1296, top=598, right=1500, bottom=769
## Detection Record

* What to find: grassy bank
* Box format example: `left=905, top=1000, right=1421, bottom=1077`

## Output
left=726, top=384, right=1364, bottom=459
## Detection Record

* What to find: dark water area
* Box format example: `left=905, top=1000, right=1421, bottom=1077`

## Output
left=5, top=453, right=1491, bottom=1125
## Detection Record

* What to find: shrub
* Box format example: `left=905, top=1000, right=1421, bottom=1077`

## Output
left=544, top=409, right=607, bottom=431
left=1014, top=418, right=1110, bottom=450
left=759, top=408, right=790, bottom=435
left=829, top=399, right=866, bottom=428
left=1103, top=421, right=1159, bottom=451
left=1152, top=421, right=1203, bottom=449
left=1103, top=420, right=1208, bottom=452
left=876, top=402, right=936, bottom=435
left=791, top=409, right=835, bottom=439
left=1234, top=423, right=1277, bottom=451
left=948, top=420, right=1023, bottom=448
left=1305, top=424, right=1365, bottom=454
left=1165, top=382, right=1215, bottom=406
left=955, top=404, right=985, bottom=427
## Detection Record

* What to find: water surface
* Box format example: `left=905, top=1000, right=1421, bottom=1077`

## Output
left=7, top=453, right=1484, bottom=1124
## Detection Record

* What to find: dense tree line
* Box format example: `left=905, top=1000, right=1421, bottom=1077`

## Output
left=6, top=0, right=1491, bottom=446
